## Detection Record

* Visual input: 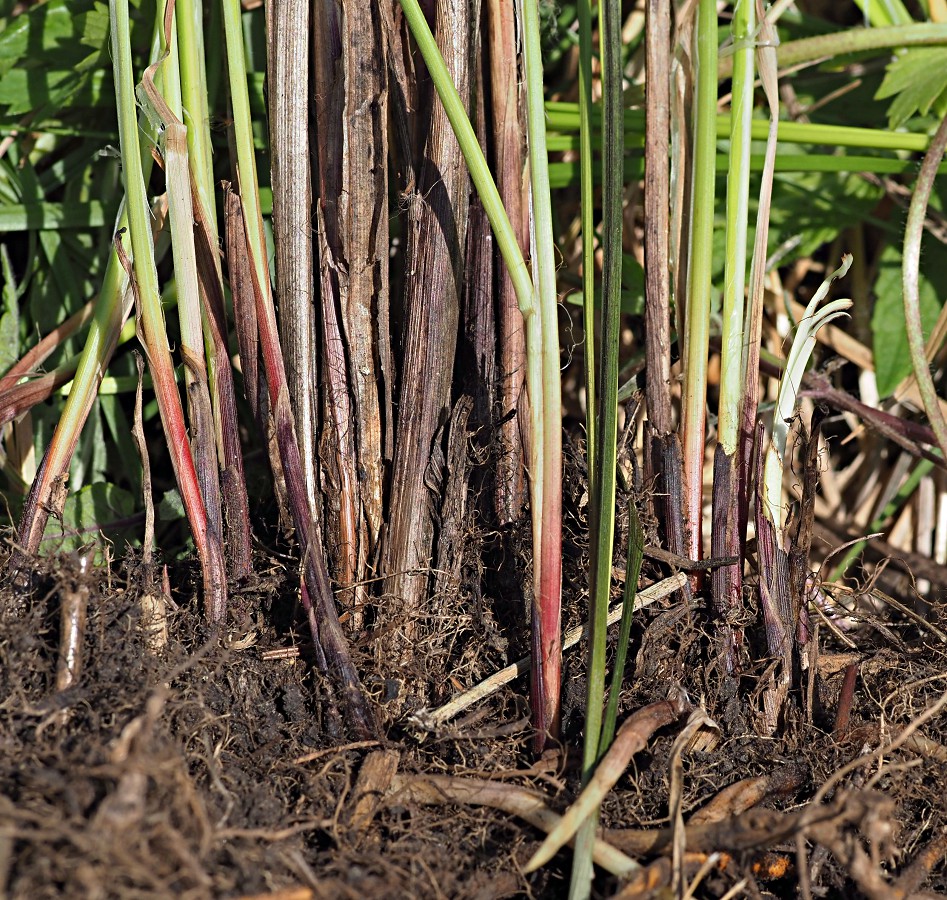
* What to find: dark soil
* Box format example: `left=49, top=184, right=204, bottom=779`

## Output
left=2, top=528, right=947, bottom=899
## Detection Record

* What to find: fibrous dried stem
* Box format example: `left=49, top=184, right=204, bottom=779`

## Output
left=382, top=0, right=470, bottom=633
left=224, top=186, right=376, bottom=737
left=486, top=0, right=527, bottom=526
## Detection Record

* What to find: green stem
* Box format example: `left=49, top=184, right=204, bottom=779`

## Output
left=522, top=0, right=564, bottom=748
left=396, top=0, right=535, bottom=320
left=902, top=112, right=947, bottom=460
left=681, top=0, right=717, bottom=561
left=545, top=102, right=938, bottom=153
left=583, top=0, right=624, bottom=782
left=578, top=0, right=596, bottom=493
left=719, top=0, right=755, bottom=454
left=718, top=22, right=947, bottom=78
left=546, top=154, right=947, bottom=189
left=569, top=0, right=623, bottom=892
left=110, top=0, right=226, bottom=617
left=176, top=0, right=216, bottom=231
left=601, top=508, right=644, bottom=742
left=221, top=0, right=269, bottom=297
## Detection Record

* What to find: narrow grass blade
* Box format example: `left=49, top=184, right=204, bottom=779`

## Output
left=601, top=505, right=645, bottom=744
left=577, top=0, right=597, bottom=483
left=570, top=0, right=625, bottom=891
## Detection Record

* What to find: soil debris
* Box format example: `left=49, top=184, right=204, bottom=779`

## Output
left=2, top=537, right=947, bottom=898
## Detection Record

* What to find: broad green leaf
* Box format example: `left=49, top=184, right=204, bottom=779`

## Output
left=0, top=201, right=112, bottom=232
left=0, top=0, right=109, bottom=121
left=70, top=398, right=108, bottom=491
left=872, top=240, right=946, bottom=396
left=99, top=392, right=141, bottom=499
left=43, top=481, right=137, bottom=558
left=0, top=0, right=107, bottom=76
left=0, top=0, right=20, bottom=30
left=766, top=171, right=885, bottom=263
left=0, top=243, right=18, bottom=375
left=876, top=47, right=947, bottom=128
left=159, top=488, right=185, bottom=522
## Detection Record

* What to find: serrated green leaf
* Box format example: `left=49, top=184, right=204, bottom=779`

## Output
left=876, top=47, right=947, bottom=128
left=872, top=241, right=945, bottom=396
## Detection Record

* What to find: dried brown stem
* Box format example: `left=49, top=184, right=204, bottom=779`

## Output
left=389, top=775, right=640, bottom=877
left=191, top=184, right=253, bottom=580
left=525, top=697, right=688, bottom=872
left=382, top=0, right=470, bottom=630
left=224, top=186, right=376, bottom=737
left=486, top=0, right=527, bottom=526
left=269, top=0, right=318, bottom=517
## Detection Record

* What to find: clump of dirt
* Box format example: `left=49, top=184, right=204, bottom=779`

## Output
left=2, top=521, right=947, bottom=899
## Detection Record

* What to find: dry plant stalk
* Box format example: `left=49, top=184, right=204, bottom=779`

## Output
left=223, top=186, right=376, bottom=737
left=525, top=696, right=689, bottom=872
left=309, top=0, right=391, bottom=629
left=382, top=0, right=471, bottom=633
left=668, top=709, right=719, bottom=894
left=487, top=0, right=528, bottom=525
left=268, top=0, right=317, bottom=512
left=390, top=774, right=640, bottom=877
left=131, top=352, right=167, bottom=652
